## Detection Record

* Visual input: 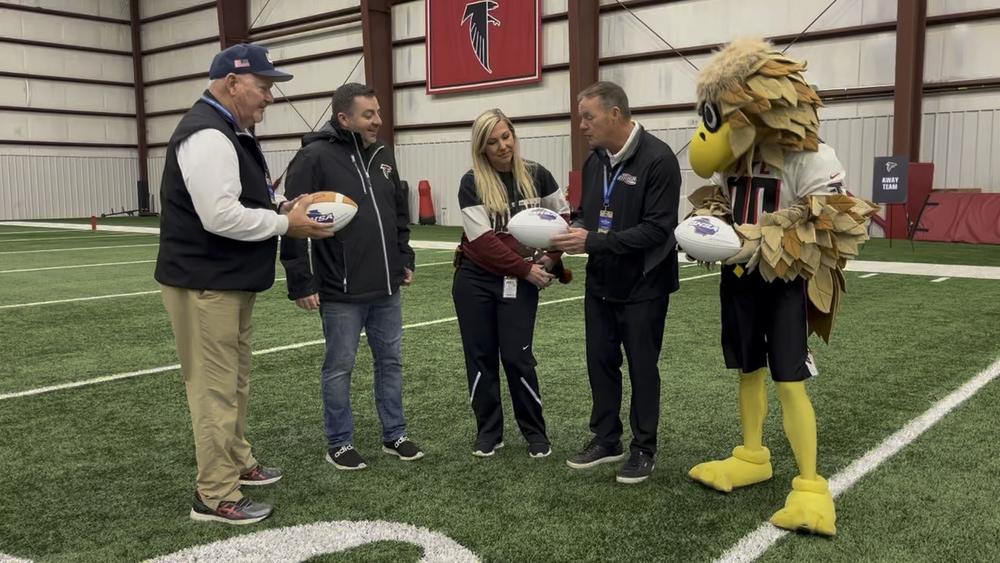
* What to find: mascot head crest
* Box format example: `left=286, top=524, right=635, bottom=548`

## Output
left=689, top=37, right=823, bottom=178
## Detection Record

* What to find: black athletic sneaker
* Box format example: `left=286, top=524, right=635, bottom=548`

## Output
left=616, top=450, right=655, bottom=484
left=239, top=464, right=283, bottom=486
left=528, top=443, right=552, bottom=458
left=382, top=436, right=425, bottom=461
left=566, top=437, right=626, bottom=469
left=326, top=444, right=368, bottom=470
left=190, top=492, right=272, bottom=525
left=472, top=439, right=505, bottom=457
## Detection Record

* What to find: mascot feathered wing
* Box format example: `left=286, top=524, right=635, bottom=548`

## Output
left=685, top=38, right=877, bottom=537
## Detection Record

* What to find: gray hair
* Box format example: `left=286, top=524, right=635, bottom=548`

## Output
left=577, top=81, right=631, bottom=120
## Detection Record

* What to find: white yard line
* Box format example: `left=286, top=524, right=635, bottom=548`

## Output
left=716, top=356, right=1000, bottom=563
left=846, top=260, right=1000, bottom=280
left=0, top=229, right=78, bottom=235
left=0, top=221, right=159, bottom=234
left=0, top=243, right=160, bottom=255
left=0, top=260, right=157, bottom=274
left=0, top=272, right=721, bottom=400
left=0, top=234, right=154, bottom=243
left=0, top=290, right=161, bottom=309
left=930, top=277, right=950, bottom=283
left=0, top=277, right=284, bottom=309
left=858, top=273, right=879, bottom=279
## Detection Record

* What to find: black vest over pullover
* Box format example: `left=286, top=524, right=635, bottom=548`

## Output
left=154, top=95, right=278, bottom=292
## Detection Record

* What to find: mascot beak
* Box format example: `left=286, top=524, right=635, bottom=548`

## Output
left=689, top=120, right=736, bottom=179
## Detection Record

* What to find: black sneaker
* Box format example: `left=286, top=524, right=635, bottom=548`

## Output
left=472, top=440, right=505, bottom=457
left=382, top=436, right=425, bottom=461
left=326, top=444, right=367, bottom=470
left=239, top=464, right=283, bottom=486
left=528, top=443, right=552, bottom=459
left=566, top=437, right=626, bottom=469
left=190, top=492, right=272, bottom=525
left=616, top=450, right=655, bottom=484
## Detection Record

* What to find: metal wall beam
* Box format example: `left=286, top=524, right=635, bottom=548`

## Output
left=361, top=0, right=394, bottom=145
left=129, top=0, right=150, bottom=213
left=568, top=0, right=600, bottom=171
left=217, top=0, right=249, bottom=49
left=893, top=0, right=927, bottom=161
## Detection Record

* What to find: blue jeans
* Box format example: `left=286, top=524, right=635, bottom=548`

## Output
left=319, top=292, right=407, bottom=448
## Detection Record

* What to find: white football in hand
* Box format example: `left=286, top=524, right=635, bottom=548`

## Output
left=307, top=191, right=358, bottom=233
left=674, top=215, right=741, bottom=262
left=507, top=208, right=568, bottom=249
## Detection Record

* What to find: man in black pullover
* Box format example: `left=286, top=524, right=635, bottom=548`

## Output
left=551, top=81, right=681, bottom=484
left=281, top=83, right=422, bottom=471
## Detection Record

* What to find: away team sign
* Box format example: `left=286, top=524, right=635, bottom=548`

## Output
left=426, top=0, right=542, bottom=94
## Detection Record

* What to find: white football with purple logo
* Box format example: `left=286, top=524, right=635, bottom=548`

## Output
left=307, top=191, right=357, bottom=233
left=507, top=208, right=569, bottom=249
left=674, top=215, right=741, bottom=262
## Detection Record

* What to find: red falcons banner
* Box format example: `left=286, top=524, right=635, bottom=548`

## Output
left=425, top=0, right=542, bottom=95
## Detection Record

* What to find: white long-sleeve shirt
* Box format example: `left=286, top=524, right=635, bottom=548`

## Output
left=176, top=128, right=288, bottom=242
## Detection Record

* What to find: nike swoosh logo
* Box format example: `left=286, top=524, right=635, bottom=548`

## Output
left=522, top=345, right=530, bottom=350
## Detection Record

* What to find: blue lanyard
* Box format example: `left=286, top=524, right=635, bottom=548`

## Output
left=603, top=164, right=624, bottom=207
left=200, top=95, right=238, bottom=128
left=199, top=95, right=275, bottom=197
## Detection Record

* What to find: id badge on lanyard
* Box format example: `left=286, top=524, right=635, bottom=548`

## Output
left=503, top=276, right=518, bottom=299
left=599, top=164, right=623, bottom=234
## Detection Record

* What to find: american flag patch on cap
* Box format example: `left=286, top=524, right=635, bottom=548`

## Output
left=234, top=59, right=250, bottom=68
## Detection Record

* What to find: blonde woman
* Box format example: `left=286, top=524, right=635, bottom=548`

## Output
left=452, top=108, right=571, bottom=459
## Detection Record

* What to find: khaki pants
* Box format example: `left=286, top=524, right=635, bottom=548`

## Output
left=161, top=284, right=258, bottom=509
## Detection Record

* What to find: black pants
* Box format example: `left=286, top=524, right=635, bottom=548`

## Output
left=720, top=265, right=810, bottom=382
left=584, top=291, right=669, bottom=455
left=452, top=262, right=548, bottom=447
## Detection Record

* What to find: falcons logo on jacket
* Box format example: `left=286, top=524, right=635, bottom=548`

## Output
left=462, top=1, right=500, bottom=73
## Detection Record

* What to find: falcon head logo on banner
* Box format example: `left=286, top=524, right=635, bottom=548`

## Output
left=426, top=0, right=542, bottom=94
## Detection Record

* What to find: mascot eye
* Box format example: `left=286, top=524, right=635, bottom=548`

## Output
left=701, top=103, right=722, bottom=133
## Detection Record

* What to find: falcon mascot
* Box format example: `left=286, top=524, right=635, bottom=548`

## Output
left=685, top=37, right=877, bottom=536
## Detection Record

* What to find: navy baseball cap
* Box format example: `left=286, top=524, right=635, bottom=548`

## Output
left=208, top=43, right=293, bottom=82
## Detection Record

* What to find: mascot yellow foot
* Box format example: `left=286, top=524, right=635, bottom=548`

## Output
left=770, top=476, right=837, bottom=536
left=688, top=446, right=772, bottom=492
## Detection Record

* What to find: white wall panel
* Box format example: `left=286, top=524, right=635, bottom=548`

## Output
left=0, top=111, right=136, bottom=144
left=921, top=108, right=1000, bottom=191
left=0, top=8, right=131, bottom=51
left=141, top=8, right=219, bottom=50
left=0, top=154, right=138, bottom=220
left=5, top=0, right=128, bottom=19
left=147, top=115, right=182, bottom=146
left=145, top=77, right=206, bottom=113
left=391, top=0, right=568, bottom=41
left=255, top=99, right=342, bottom=138
left=0, top=78, right=134, bottom=113
left=1, top=44, right=133, bottom=82
left=260, top=25, right=363, bottom=60
left=396, top=69, right=570, bottom=127
left=141, top=0, right=209, bottom=19
left=925, top=21, right=1000, bottom=83
left=929, top=0, right=1000, bottom=15
left=599, top=0, right=892, bottom=58
left=143, top=43, right=218, bottom=82
left=248, top=0, right=357, bottom=29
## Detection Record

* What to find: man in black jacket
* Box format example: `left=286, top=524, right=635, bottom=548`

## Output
left=156, top=44, right=332, bottom=525
left=551, top=81, right=681, bottom=484
left=281, top=83, right=422, bottom=471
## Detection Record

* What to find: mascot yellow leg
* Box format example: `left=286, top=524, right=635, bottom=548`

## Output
left=688, top=369, right=773, bottom=492
left=770, top=381, right=837, bottom=536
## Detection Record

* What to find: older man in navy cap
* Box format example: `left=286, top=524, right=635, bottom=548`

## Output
left=156, top=43, right=332, bottom=525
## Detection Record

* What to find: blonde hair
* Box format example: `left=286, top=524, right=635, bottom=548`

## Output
left=470, top=109, right=537, bottom=216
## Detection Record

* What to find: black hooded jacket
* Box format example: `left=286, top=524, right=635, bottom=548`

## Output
left=280, top=121, right=415, bottom=303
